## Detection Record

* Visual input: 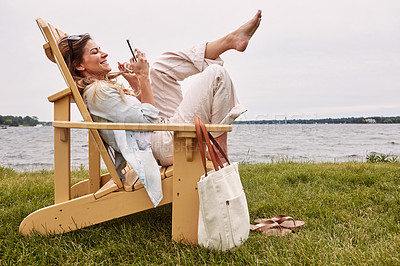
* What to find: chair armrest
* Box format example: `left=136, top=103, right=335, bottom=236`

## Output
left=52, top=121, right=232, bottom=132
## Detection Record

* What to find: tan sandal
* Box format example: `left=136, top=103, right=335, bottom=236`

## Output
left=250, top=219, right=293, bottom=237
left=255, top=215, right=305, bottom=230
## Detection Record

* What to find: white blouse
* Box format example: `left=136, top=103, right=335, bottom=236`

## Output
left=83, top=84, right=162, bottom=207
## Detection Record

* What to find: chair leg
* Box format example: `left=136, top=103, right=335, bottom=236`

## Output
left=171, top=134, right=204, bottom=244
left=54, top=97, right=71, bottom=204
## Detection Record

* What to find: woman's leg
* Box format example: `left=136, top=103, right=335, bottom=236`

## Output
left=205, top=10, right=262, bottom=60
left=199, top=10, right=262, bottom=156
left=150, top=44, right=223, bottom=119
left=150, top=10, right=262, bottom=119
left=151, top=10, right=262, bottom=165
left=150, top=45, right=225, bottom=166
left=169, top=64, right=247, bottom=162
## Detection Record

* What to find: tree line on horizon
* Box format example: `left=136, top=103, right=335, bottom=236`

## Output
left=234, top=116, right=400, bottom=124
left=0, top=115, right=41, bottom=127
left=2, top=115, right=399, bottom=126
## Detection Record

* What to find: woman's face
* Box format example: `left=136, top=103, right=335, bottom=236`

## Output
left=77, top=39, right=112, bottom=79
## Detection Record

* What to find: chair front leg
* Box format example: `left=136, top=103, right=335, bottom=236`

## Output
left=171, top=132, right=204, bottom=244
left=53, top=96, right=71, bottom=204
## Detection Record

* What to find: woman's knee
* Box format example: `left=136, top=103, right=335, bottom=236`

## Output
left=203, top=64, right=232, bottom=94
left=204, top=64, right=231, bottom=85
left=204, top=64, right=228, bottom=77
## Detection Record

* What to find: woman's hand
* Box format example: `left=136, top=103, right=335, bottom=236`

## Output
left=118, top=49, right=154, bottom=106
left=130, top=49, right=149, bottom=77
left=118, top=61, right=140, bottom=91
left=118, top=49, right=149, bottom=90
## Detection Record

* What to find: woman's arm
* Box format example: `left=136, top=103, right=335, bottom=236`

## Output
left=136, top=74, right=154, bottom=106
left=85, top=85, right=159, bottom=124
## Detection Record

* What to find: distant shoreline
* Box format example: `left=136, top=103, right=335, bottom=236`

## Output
left=234, top=116, right=400, bottom=124
left=2, top=115, right=400, bottom=126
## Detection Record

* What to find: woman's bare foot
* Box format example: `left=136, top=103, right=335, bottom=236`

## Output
left=205, top=10, right=262, bottom=59
left=227, top=10, right=262, bottom=52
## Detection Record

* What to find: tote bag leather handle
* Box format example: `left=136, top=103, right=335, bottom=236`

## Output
left=194, top=117, right=230, bottom=176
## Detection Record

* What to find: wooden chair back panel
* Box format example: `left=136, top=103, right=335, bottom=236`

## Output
left=36, top=18, right=122, bottom=188
left=36, top=18, right=92, bottom=122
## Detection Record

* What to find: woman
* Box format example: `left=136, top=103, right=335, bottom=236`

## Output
left=58, top=10, right=262, bottom=206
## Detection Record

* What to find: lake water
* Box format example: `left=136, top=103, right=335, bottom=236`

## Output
left=0, top=124, right=399, bottom=171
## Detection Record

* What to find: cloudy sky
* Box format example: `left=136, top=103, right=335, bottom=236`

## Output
left=1, top=0, right=399, bottom=122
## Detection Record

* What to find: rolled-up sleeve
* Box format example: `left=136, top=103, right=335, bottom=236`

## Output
left=140, top=103, right=159, bottom=123
left=85, top=85, right=159, bottom=124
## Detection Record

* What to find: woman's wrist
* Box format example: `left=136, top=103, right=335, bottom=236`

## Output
left=136, top=74, right=154, bottom=105
left=136, top=73, right=150, bottom=80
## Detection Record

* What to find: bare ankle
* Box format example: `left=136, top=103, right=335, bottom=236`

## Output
left=205, top=10, right=262, bottom=58
left=229, top=10, right=262, bottom=52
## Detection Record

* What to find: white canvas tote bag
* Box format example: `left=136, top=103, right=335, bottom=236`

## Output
left=195, top=117, right=250, bottom=251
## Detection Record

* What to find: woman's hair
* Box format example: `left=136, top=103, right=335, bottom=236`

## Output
left=58, top=34, right=139, bottom=102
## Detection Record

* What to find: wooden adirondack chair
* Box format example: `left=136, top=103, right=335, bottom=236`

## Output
left=19, top=18, right=231, bottom=244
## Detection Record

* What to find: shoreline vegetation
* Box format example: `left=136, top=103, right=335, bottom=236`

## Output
left=234, top=116, right=400, bottom=124
left=1, top=115, right=400, bottom=127
left=0, top=115, right=51, bottom=127
left=1, top=161, right=400, bottom=264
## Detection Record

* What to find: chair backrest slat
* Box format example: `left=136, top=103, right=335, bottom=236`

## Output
left=36, top=18, right=123, bottom=188
left=36, top=18, right=92, bottom=122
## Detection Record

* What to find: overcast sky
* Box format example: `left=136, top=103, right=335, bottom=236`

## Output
left=1, top=0, right=399, bottom=122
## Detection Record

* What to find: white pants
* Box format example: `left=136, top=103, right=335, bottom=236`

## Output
left=151, top=43, right=247, bottom=166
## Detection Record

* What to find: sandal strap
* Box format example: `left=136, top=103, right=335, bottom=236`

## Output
left=250, top=219, right=281, bottom=231
left=272, top=215, right=297, bottom=227
left=254, top=218, right=275, bottom=224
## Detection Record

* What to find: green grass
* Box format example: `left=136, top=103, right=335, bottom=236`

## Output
left=1, top=162, right=400, bottom=265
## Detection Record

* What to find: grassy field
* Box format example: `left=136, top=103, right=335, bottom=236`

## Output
left=1, top=162, right=400, bottom=265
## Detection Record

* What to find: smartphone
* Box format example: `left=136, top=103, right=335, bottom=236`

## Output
left=126, top=39, right=137, bottom=62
